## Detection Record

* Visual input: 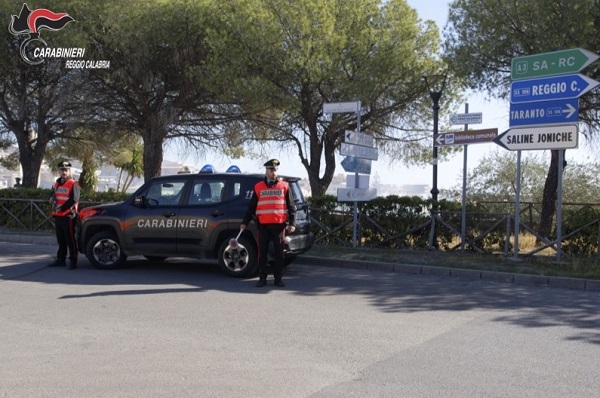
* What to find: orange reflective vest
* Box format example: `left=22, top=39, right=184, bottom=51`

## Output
left=254, top=180, right=289, bottom=224
left=52, top=178, right=79, bottom=217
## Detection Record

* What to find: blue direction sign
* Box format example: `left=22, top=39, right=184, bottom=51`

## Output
left=509, top=98, right=578, bottom=127
left=341, top=156, right=372, bottom=175
left=510, top=73, right=599, bottom=104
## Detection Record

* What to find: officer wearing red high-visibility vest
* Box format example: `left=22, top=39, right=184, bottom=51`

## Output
left=48, top=161, right=80, bottom=270
left=241, top=159, right=296, bottom=287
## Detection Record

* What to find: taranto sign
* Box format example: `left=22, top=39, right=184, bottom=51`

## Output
left=511, top=48, right=600, bottom=80
left=509, top=98, right=578, bottom=127
left=493, top=124, right=578, bottom=151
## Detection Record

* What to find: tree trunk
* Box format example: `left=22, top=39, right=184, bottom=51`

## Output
left=305, top=127, right=337, bottom=197
left=15, top=124, right=49, bottom=188
left=538, top=150, right=560, bottom=240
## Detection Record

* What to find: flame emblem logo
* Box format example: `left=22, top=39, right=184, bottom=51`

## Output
left=8, top=3, right=74, bottom=65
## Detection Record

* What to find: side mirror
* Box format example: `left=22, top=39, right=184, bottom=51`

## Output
left=133, top=196, right=145, bottom=206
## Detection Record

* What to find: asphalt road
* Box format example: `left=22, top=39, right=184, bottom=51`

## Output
left=1, top=242, right=600, bottom=398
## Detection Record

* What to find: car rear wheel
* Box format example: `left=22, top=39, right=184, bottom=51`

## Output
left=218, top=233, right=257, bottom=277
left=86, top=231, right=127, bottom=269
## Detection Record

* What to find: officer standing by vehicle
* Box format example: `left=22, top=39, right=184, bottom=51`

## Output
left=241, top=159, right=296, bottom=287
left=48, top=161, right=80, bottom=270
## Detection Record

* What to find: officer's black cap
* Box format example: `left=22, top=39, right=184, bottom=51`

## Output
left=263, top=159, right=280, bottom=170
left=57, top=161, right=72, bottom=169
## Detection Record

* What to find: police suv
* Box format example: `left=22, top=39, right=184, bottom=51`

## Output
left=77, top=166, right=314, bottom=277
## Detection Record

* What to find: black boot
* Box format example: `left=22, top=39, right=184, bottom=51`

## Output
left=48, top=259, right=66, bottom=267
left=67, top=260, right=78, bottom=270
left=274, top=279, right=285, bottom=287
left=255, top=279, right=267, bottom=287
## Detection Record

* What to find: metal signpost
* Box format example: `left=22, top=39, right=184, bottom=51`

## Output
left=501, top=48, right=600, bottom=261
left=324, top=101, right=377, bottom=248
left=445, top=111, right=495, bottom=253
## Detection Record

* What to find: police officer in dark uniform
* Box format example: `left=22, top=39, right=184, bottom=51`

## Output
left=48, top=161, right=81, bottom=270
left=241, top=159, right=296, bottom=287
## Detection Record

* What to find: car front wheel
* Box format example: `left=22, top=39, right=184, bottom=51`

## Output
left=86, top=231, right=127, bottom=269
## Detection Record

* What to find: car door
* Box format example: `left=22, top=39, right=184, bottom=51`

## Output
left=123, top=178, right=186, bottom=256
left=176, top=177, right=228, bottom=256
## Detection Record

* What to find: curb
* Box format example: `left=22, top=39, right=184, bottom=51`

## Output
left=298, top=255, right=600, bottom=292
left=1, top=232, right=598, bottom=292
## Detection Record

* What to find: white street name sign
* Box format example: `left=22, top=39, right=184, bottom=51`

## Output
left=493, top=124, right=578, bottom=151
left=323, top=101, right=361, bottom=113
left=345, top=130, right=374, bottom=147
left=340, top=142, right=379, bottom=160
left=337, top=188, right=377, bottom=202
left=449, top=112, right=483, bottom=125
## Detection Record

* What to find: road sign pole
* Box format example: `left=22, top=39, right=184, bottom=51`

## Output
left=352, top=108, right=362, bottom=248
left=557, top=150, right=564, bottom=261
left=461, top=103, right=469, bottom=254
left=514, top=151, right=522, bottom=257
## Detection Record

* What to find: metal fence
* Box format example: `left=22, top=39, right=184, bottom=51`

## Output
left=2, top=197, right=600, bottom=260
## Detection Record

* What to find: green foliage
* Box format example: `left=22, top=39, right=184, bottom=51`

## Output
left=456, top=150, right=600, bottom=205
left=215, top=0, right=459, bottom=196
left=562, top=206, right=600, bottom=256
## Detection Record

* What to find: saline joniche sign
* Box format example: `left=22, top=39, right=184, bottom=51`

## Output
left=494, top=124, right=578, bottom=151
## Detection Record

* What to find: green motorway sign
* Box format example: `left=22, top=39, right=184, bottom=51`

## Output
left=511, top=48, right=599, bottom=80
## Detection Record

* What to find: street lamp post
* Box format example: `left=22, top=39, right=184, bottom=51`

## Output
left=423, top=74, right=447, bottom=248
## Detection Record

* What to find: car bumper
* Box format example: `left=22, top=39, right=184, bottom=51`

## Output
left=284, top=232, right=315, bottom=254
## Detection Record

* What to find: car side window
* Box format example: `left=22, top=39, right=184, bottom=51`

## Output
left=145, top=180, right=186, bottom=206
left=188, top=180, right=226, bottom=205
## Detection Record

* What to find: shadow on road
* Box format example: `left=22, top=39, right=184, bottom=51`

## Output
left=2, top=242, right=600, bottom=345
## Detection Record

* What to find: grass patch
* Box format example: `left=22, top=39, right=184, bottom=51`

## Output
left=306, top=244, right=600, bottom=280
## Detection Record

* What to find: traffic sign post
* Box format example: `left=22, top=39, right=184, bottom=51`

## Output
left=510, top=73, right=599, bottom=104
left=493, top=124, right=578, bottom=151
left=325, top=102, right=370, bottom=247
left=511, top=48, right=600, bottom=80
left=434, top=128, right=497, bottom=147
left=508, top=48, right=599, bottom=262
left=509, top=98, right=578, bottom=127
